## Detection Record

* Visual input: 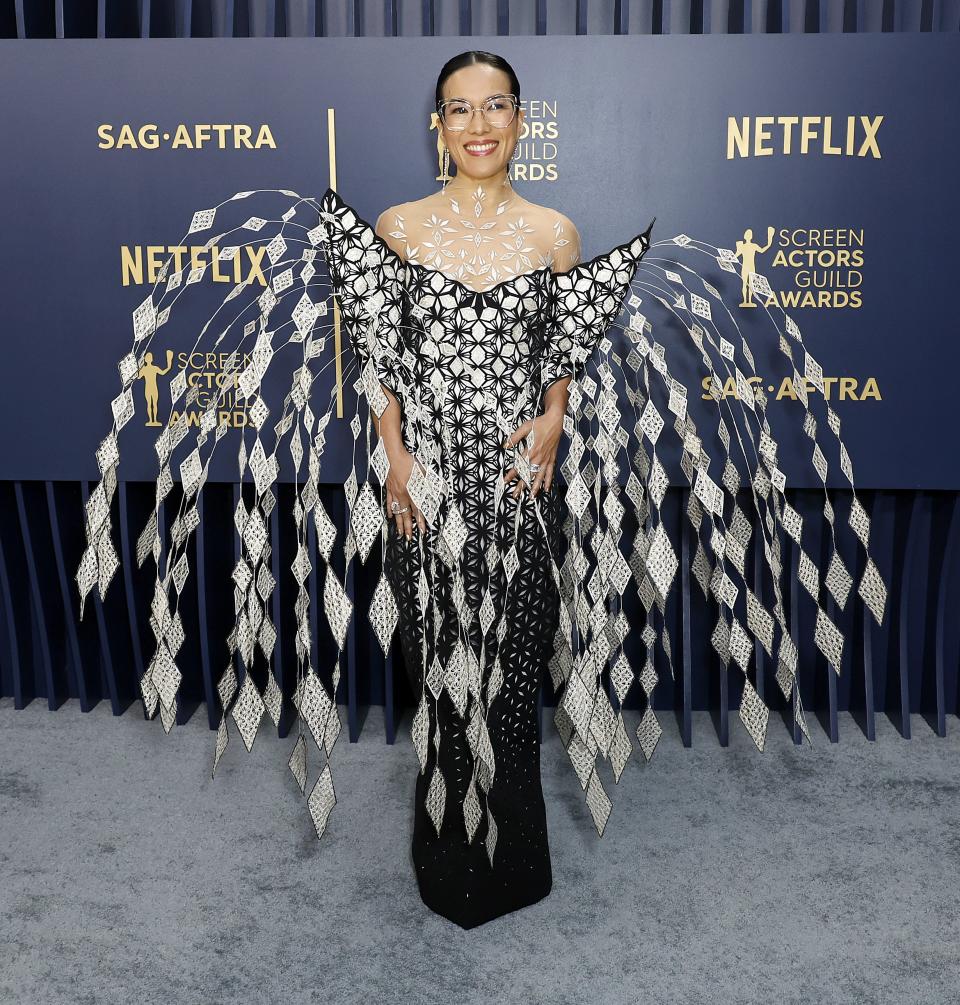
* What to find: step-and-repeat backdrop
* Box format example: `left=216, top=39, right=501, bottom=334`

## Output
left=0, top=34, right=956, bottom=488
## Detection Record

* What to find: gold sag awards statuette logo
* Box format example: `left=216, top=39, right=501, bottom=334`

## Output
left=733, top=225, right=864, bottom=310
left=138, top=351, right=254, bottom=429
left=706, top=223, right=879, bottom=404
left=734, top=227, right=775, bottom=308
left=138, top=350, right=174, bottom=426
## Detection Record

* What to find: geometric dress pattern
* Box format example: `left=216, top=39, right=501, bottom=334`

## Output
left=74, top=185, right=887, bottom=928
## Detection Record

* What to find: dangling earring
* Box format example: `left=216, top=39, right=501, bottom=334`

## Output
left=430, top=112, right=452, bottom=186
left=441, top=146, right=451, bottom=189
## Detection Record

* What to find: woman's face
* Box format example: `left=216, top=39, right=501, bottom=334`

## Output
left=439, top=64, right=523, bottom=183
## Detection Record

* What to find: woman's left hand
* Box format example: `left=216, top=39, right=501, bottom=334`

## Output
left=503, top=403, right=565, bottom=499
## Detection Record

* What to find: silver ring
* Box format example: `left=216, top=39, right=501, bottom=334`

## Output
left=529, top=463, right=541, bottom=473
left=396, top=506, right=410, bottom=515
left=390, top=500, right=401, bottom=515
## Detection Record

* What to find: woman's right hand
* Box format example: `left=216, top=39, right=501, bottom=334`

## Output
left=385, top=444, right=426, bottom=540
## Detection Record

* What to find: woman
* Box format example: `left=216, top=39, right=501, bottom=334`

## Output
left=77, top=50, right=885, bottom=933
left=319, top=48, right=661, bottom=928
left=373, top=50, right=616, bottom=928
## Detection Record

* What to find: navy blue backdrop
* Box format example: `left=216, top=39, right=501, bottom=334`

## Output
left=1, top=33, right=958, bottom=489
left=1, top=17, right=959, bottom=754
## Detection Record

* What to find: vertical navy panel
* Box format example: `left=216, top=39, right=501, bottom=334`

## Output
left=14, top=483, right=59, bottom=709
left=47, top=482, right=91, bottom=710
left=0, top=512, right=26, bottom=704
left=118, top=482, right=147, bottom=704
left=678, top=488, right=693, bottom=745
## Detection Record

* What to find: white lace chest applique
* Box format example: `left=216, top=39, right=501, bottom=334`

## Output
left=382, top=183, right=581, bottom=294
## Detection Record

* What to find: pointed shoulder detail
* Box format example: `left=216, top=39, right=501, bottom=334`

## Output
left=317, top=188, right=406, bottom=275
left=542, top=216, right=655, bottom=388
left=315, top=187, right=408, bottom=395
left=553, top=217, right=655, bottom=288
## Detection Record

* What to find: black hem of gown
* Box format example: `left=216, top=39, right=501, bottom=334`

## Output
left=386, top=490, right=566, bottom=930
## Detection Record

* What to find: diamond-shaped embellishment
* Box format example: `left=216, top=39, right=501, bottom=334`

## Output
left=293, top=669, right=333, bottom=752
left=503, top=546, right=520, bottom=583
left=323, top=567, right=353, bottom=650
left=825, top=549, right=853, bottom=610
left=231, top=672, right=264, bottom=752
left=314, top=502, right=336, bottom=561
left=441, top=504, right=468, bottom=560
left=369, top=575, right=399, bottom=654
left=425, top=764, right=446, bottom=837
left=585, top=770, right=612, bottom=836
left=814, top=607, right=844, bottom=673
left=463, top=779, right=482, bottom=843
left=350, top=481, right=383, bottom=563
left=739, top=676, right=768, bottom=751
left=262, top=670, right=282, bottom=726
left=646, top=524, right=678, bottom=600
left=308, top=764, right=336, bottom=839
left=288, top=733, right=307, bottom=795
left=636, top=706, right=662, bottom=761
left=411, top=693, right=430, bottom=772
left=858, top=558, right=887, bottom=626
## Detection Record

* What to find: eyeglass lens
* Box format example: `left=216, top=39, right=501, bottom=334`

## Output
left=440, top=96, right=516, bottom=129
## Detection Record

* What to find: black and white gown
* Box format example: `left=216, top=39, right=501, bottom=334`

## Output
left=76, top=185, right=887, bottom=931
left=320, top=188, right=653, bottom=927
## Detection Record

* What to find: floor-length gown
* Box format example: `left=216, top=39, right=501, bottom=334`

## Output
left=319, top=186, right=651, bottom=927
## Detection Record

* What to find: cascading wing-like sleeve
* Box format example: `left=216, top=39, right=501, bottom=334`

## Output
left=74, top=186, right=398, bottom=843
left=540, top=223, right=887, bottom=839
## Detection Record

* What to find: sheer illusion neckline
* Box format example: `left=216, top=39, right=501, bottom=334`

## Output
left=320, top=186, right=654, bottom=300
left=320, top=186, right=551, bottom=298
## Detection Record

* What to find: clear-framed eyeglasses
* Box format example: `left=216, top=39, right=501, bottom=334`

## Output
left=437, top=94, right=519, bottom=131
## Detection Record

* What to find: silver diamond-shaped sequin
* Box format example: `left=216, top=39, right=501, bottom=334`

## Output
left=815, top=607, right=844, bottom=673
left=646, top=524, right=678, bottom=600
left=324, top=567, right=352, bottom=650
left=411, top=693, right=430, bottom=772
left=314, top=502, right=336, bottom=561
left=858, top=558, right=887, bottom=626
left=294, top=669, right=333, bottom=752
left=425, top=763, right=446, bottom=837
left=288, top=733, right=307, bottom=795
left=231, top=672, right=264, bottom=752
left=369, top=575, right=399, bottom=655
left=463, top=778, right=482, bottom=843
left=825, top=549, right=853, bottom=610
left=585, top=770, right=612, bottom=836
left=636, top=706, right=662, bottom=761
left=739, top=676, right=768, bottom=751
left=308, top=765, right=336, bottom=839
left=351, top=482, right=383, bottom=563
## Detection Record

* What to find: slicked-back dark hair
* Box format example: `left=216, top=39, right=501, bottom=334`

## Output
left=435, top=50, right=521, bottom=110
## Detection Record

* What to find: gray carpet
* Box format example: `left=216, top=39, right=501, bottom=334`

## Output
left=1, top=695, right=958, bottom=1004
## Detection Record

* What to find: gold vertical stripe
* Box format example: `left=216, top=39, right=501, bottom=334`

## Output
left=328, top=106, right=343, bottom=419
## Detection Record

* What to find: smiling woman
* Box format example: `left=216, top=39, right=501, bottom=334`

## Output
left=318, top=50, right=654, bottom=929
